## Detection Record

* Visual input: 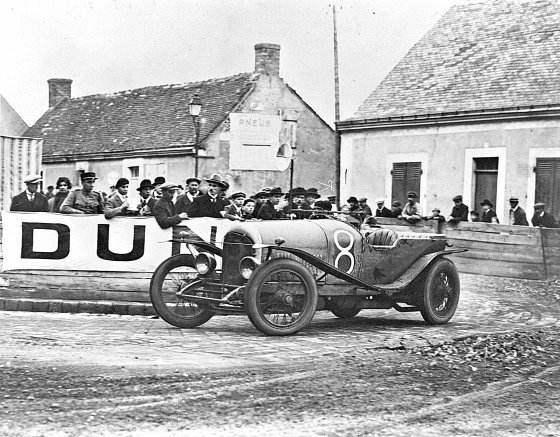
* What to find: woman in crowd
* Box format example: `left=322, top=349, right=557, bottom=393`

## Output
left=48, top=177, right=72, bottom=213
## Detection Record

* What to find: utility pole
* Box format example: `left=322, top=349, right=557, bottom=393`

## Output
left=333, top=4, right=341, bottom=210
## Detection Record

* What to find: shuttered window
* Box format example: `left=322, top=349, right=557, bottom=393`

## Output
left=536, top=158, right=560, bottom=218
left=392, top=162, right=421, bottom=205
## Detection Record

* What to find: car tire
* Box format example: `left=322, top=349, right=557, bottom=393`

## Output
left=150, top=254, right=214, bottom=328
left=419, top=258, right=460, bottom=324
left=245, top=258, right=318, bottom=336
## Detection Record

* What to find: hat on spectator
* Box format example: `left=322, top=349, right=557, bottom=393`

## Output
left=392, top=201, right=402, bottom=207
left=407, top=191, right=418, bottom=199
left=534, top=202, right=546, bottom=209
left=80, top=172, right=97, bottom=182
left=358, top=197, right=368, bottom=203
left=315, top=200, right=332, bottom=211
left=327, top=195, right=336, bottom=202
left=305, top=188, right=321, bottom=199
left=115, top=177, right=129, bottom=188
left=509, top=196, right=519, bottom=203
left=243, top=198, right=256, bottom=206
left=230, top=191, right=246, bottom=199
left=159, top=182, right=180, bottom=191
left=347, top=196, right=358, bottom=204
left=137, top=179, right=152, bottom=191
left=269, top=187, right=284, bottom=196
left=480, top=199, right=493, bottom=207
left=452, top=195, right=463, bottom=202
left=432, top=207, right=441, bottom=213
left=186, top=177, right=202, bottom=185
left=24, top=174, right=42, bottom=184
left=376, top=198, right=385, bottom=204
left=153, top=176, right=166, bottom=186
left=254, top=188, right=272, bottom=198
left=291, top=187, right=307, bottom=197
left=205, top=173, right=228, bottom=189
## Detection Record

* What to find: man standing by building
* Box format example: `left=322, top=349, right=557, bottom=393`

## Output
left=357, top=197, right=373, bottom=220
left=153, top=182, right=189, bottom=229
left=480, top=199, right=499, bottom=223
left=258, top=187, right=286, bottom=220
left=508, top=197, right=529, bottom=226
left=447, top=195, right=469, bottom=223
left=531, top=202, right=557, bottom=228
left=401, top=191, right=423, bottom=223
left=136, top=179, right=155, bottom=216
left=105, top=177, right=130, bottom=219
left=374, top=199, right=392, bottom=218
left=10, top=174, right=49, bottom=212
left=224, top=191, right=246, bottom=220
left=176, top=177, right=202, bottom=214
left=60, top=172, right=105, bottom=214
left=188, top=174, right=228, bottom=218
left=284, top=187, right=311, bottom=219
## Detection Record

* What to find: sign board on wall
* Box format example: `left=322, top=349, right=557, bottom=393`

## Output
left=1, top=212, right=235, bottom=272
left=229, top=113, right=282, bottom=170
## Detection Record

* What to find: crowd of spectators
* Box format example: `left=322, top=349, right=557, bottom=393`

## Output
left=9, top=173, right=559, bottom=230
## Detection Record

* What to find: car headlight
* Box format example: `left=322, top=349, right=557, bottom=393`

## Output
left=195, top=252, right=217, bottom=275
left=239, top=256, right=261, bottom=280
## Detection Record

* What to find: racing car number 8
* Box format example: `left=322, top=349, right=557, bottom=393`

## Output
left=333, top=230, right=355, bottom=273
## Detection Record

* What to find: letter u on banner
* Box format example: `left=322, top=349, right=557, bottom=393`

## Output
left=97, top=224, right=146, bottom=261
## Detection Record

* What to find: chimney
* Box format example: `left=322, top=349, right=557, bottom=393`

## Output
left=48, top=78, right=72, bottom=107
left=254, top=43, right=280, bottom=76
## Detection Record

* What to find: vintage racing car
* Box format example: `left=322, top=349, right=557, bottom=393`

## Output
left=150, top=218, right=464, bottom=336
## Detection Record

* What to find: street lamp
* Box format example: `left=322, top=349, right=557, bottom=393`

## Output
left=188, top=94, right=202, bottom=177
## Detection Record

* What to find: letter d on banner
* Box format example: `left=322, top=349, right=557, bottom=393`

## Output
left=21, top=223, right=71, bottom=259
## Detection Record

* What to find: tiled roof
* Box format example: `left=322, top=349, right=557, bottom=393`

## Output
left=350, top=0, right=560, bottom=121
left=26, top=73, right=258, bottom=159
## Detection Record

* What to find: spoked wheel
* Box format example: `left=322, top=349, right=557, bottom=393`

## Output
left=420, top=258, right=460, bottom=324
left=245, top=259, right=318, bottom=336
left=150, top=254, right=214, bottom=328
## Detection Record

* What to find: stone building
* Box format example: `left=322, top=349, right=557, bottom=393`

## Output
left=337, top=0, right=560, bottom=222
left=25, top=43, right=336, bottom=199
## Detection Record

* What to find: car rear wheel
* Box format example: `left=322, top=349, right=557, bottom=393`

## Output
left=420, top=258, right=460, bottom=324
left=245, top=259, right=318, bottom=336
left=150, top=254, right=214, bottom=328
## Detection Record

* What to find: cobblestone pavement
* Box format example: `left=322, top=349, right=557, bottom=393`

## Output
left=2, top=274, right=559, bottom=372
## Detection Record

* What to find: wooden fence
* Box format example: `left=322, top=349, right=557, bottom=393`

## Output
left=0, top=219, right=558, bottom=306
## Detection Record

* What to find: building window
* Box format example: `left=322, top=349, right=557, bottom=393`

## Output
left=129, top=166, right=140, bottom=179
left=391, top=162, right=421, bottom=204
left=535, top=158, right=560, bottom=218
left=473, top=157, right=498, bottom=211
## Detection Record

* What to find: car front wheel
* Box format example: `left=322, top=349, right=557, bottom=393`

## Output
left=420, top=258, right=460, bottom=324
left=245, top=259, right=318, bottom=336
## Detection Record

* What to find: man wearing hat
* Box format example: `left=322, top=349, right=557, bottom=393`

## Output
left=344, top=196, right=361, bottom=222
left=480, top=199, right=499, bottom=223
left=508, top=196, right=529, bottom=226
left=10, top=174, right=49, bottom=212
left=374, top=199, right=392, bottom=218
left=176, top=177, right=202, bottom=214
left=425, top=207, right=445, bottom=222
left=224, top=191, right=246, bottom=220
left=531, top=203, right=557, bottom=228
left=150, top=176, right=166, bottom=201
left=357, top=197, right=373, bottom=220
left=136, top=179, right=155, bottom=216
left=391, top=200, right=403, bottom=218
left=153, top=182, right=189, bottom=228
left=258, top=187, right=286, bottom=220
left=253, top=187, right=271, bottom=218
left=284, top=187, right=311, bottom=219
left=447, top=195, right=469, bottom=224
left=188, top=174, right=229, bottom=218
left=305, top=188, right=321, bottom=209
left=105, top=177, right=131, bottom=219
left=61, top=172, right=105, bottom=214
left=401, top=191, right=423, bottom=223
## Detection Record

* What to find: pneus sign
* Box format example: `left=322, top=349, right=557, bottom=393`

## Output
left=1, top=212, right=234, bottom=272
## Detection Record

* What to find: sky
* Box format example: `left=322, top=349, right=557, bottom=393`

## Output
left=0, top=0, right=460, bottom=128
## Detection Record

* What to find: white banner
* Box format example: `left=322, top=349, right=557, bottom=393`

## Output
left=1, top=212, right=235, bottom=272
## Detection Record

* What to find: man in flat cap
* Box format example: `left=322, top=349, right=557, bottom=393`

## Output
left=391, top=200, right=403, bottom=218
left=153, top=182, right=189, bottom=229
left=374, top=198, right=392, bottom=218
left=508, top=196, right=529, bottom=226
left=480, top=199, right=499, bottom=223
left=447, top=195, right=469, bottom=224
left=401, top=191, right=423, bottom=223
left=224, top=191, right=246, bottom=220
left=188, top=174, right=229, bottom=218
left=61, top=172, right=105, bottom=214
left=105, top=177, right=131, bottom=219
left=175, top=177, right=202, bottom=214
left=357, top=197, right=373, bottom=221
left=531, top=202, right=557, bottom=228
left=10, top=174, right=49, bottom=212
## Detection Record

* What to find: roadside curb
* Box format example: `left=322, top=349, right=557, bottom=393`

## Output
left=0, top=297, right=156, bottom=316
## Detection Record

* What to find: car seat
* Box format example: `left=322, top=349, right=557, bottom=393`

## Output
left=366, top=228, right=398, bottom=247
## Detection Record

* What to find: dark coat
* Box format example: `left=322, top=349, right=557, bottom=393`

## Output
left=448, top=203, right=469, bottom=223
left=258, top=201, right=285, bottom=220
left=510, top=207, right=529, bottom=226
left=481, top=208, right=499, bottom=223
left=375, top=206, right=392, bottom=218
left=48, top=192, right=69, bottom=213
left=153, top=197, right=183, bottom=229
left=175, top=192, right=199, bottom=214
left=10, top=191, right=49, bottom=212
left=188, top=194, right=227, bottom=218
left=532, top=211, right=557, bottom=228
left=282, top=202, right=311, bottom=219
